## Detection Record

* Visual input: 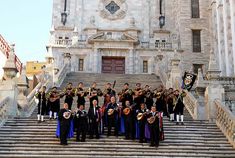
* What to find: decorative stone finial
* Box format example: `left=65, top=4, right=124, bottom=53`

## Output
left=45, top=47, right=54, bottom=64
left=50, top=25, right=55, bottom=33
left=171, top=49, right=180, bottom=67
left=207, top=50, right=221, bottom=80
left=17, top=67, right=29, bottom=110
left=196, top=68, right=206, bottom=88
left=3, top=44, right=18, bottom=80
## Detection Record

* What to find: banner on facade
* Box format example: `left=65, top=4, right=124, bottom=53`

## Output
left=182, top=72, right=197, bottom=91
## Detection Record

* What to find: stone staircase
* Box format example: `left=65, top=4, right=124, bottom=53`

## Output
left=61, top=72, right=162, bottom=92
left=0, top=73, right=235, bottom=157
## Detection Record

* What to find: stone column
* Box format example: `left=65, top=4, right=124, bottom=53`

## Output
left=0, top=44, right=18, bottom=117
left=205, top=51, right=224, bottom=122
left=93, top=49, right=99, bottom=73
left=195, top=68, right=207, bottom=120
left=128, top=49, right=134, bottom=74
left=222, top=0, right=231, bottom=76
left=230, top=0, right=235, bottom=75
left=134, top=50, right=140, bottom=74
left=216, top=3, right=226, bottom=75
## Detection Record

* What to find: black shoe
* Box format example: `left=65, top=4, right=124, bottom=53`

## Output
left=81, top=139, right=85, bottom=142
left=176, top=122, right=179, bottom=125
left=155, top=144, right=159, bottom=148
left=181, top=122, right=184, bottom=125
left=89, top=136, right=93, bottom=139
left=149, top=144, right=155, bottom=147
left=76, top=139, right=80, bottom=142
left=139, top=140, right=143, bottom=143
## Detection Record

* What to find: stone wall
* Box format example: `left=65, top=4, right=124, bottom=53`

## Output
left=49, top=0, right=211, bottom=75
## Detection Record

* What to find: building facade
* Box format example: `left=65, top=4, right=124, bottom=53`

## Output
left=210, top=0, right=235, bottom=77
left=26, top=61, right=47, bottom=77
left=47, top=0, right=211, bottom=75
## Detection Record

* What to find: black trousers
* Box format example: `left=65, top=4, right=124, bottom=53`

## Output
left=37, top=103, right=46, bottom=115
left=107, top=116, right=118, bottom=136
left=77, top=124, right=87, bottom=141
left=89, top=120, right=99, bottom=139
left=60, top=123, right=70, bottom=145
left=139, top=121, right=146, bottom=141
left=149, top=122, right=160, bottom=146
left=124, top=116, right=135, bottom=139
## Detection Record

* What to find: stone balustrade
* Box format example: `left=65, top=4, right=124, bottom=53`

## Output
left=54, top=64, right=69, bottom=87
left=183, top=90, right=199, bottom=120
left=219, top=77, right=235, bottom=86
left=0, top=97, right=10, bottom=126
left=54, top=39, right=72, bottom=46
left=214, top=99, right=235, bottom=148
left=140, top=42, right=173, bottom=50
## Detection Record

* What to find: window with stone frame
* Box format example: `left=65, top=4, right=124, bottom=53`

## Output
left=79, top=58, right=84, bottom=71
left=191, top=0, right=200, bottom=18
left=193, top=64, right=203, bottom=74
left=143, top=60, right=148, bottom=73
left=192, top=30, right=201, bottom=52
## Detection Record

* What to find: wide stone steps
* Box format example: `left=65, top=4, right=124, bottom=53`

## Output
left=0, top=72, right=235, bottom=157
left=61, top=73, right=162, bottom=92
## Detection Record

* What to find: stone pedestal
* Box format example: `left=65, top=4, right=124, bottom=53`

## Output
left=168, top=50, right=181, bottom=88
left=0, top=44, right=19, bottom=117
left=195, top=68, right=207, bottom=120
left=205, top=51, right=224, bottom=122
left=17, top=68, right=29, bottom=112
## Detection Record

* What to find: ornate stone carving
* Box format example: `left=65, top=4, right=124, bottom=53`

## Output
left=99, top=0, right=127, bottom=20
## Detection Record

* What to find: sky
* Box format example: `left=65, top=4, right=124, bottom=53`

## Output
left=0, top=0, right=53, bottom=64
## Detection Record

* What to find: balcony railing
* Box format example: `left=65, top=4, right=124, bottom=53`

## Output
left=0, top=34, right=23, bottom=73
left=140, top=42, right=172, bottom=50
left=54, top=39, right=72, bottom=46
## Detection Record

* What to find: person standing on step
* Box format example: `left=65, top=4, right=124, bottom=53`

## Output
left=119, top=83, right=134, bottom=107
left=88, top=100, right=101, bottom=139
left=174, top=89, right=186, bottom=125
left=143, top=85, right=154, bottom=110
left=75, top=104, right=88, bottom=142
left=63, top=82, right=75, bottom=110
left=167, top=90, right=175, bottom=122
left=88, top=82, right=103, bottom=109
left=35, top=86, right=47, bottom=122
left=136, top=103, right=148, bottom=143
left=122, top=100, right=136, bottom=139
left=48, top=87, right=61, bottom=120
left=133, top=83, right=145, bottom=110
left=102, top=82, right=116, bottom=130
left=106, top=96, right=119, bottom=137
left=58, top=103, right=72, bottom=145
left=76, top=82, right=87, bottom=109
left=147, top=105, right=160, bottom=147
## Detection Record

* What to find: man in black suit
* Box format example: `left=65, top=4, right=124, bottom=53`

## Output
left=88, top=100, right=101, bottom=139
